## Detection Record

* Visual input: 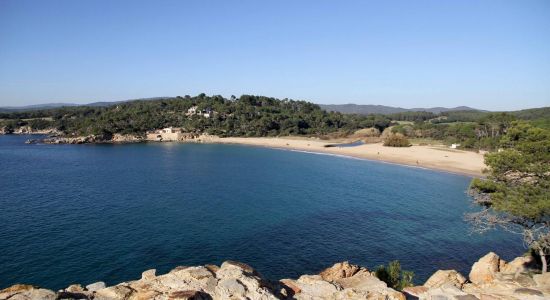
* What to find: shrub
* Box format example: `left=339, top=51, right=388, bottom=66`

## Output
left=374, top=260, right=415, bottom=290
left=383, top=133, right=411, bottom=147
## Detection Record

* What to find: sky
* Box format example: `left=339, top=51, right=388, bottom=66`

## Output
left=0, top=0, right=549, bottom=110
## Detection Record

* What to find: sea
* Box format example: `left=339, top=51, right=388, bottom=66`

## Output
left=0, top=135, right=523, bottom=289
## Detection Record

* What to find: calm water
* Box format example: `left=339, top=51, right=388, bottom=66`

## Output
left=0, top=135, right=523, bottom=289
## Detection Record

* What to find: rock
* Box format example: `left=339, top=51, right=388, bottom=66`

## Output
left=64, top=284, right=84, bottom=293
left=333, top=270, right=388, bottom=291
left=424, top=270, right=467, bottom=289
left=418, top=284, right=471, bottom=300
left=479, top=295, right=500, bottom=300
left=169, top=290, right=210, bottom=300
left=501, top=256, right=537, bottom=274
left=280, top=279, right=302, bottom=295
left=57, top=290, right=92, bottom=299
left=514, top=287, right=544, bottom=296
left=469, top=252, right=504, bottom=285
left=319, top=261, right=363, bottom=282
left=0, top=285, right=56, bottom=300
left=533, top=272, right=550, bottom=288
left=403, top=286, right=428, bottom=297
left=141, top=269, right=156, bottom=280
left=293, top=275, right=341, bottom=298
left=112, top=133, right=144, bottom=143
left=205, top=264, right=220, bottom=273
left=85, top=281, right=106, bottom=291
left=215, top=278, right=247, bottom=298
left=0, top=285, right=34, bottom=299
left=0, top=126, right=12, bottom=134
left=4, top=257, right=549, bottom=300
left=94, top=285, right=133, bottom=299
left=222, top=260, right=258, bottom=276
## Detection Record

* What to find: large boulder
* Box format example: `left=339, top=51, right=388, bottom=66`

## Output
left=85, top=281, right=106, bottom=292
left=424, top=270, right=467, bottom=289
left=501, top=256, right=537, bottom=274
left=292, top=275, right=342, bottom=298
left=319, top=261, right=364, bottom=282
left=469, top=252, right=505, bottom=285
left=0, top=284, right=56, bottom=300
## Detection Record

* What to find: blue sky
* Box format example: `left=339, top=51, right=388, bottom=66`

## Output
left=0, top=0, right=549, bottom=110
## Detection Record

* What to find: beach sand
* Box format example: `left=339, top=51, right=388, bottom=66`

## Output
left=205, top=136, right=486, bottom=177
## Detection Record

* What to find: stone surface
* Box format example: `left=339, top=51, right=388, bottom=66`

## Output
left=403, top=285, right=428, bottom=297
left=1, top=254, right=549, bottom=300
left=501, top=256, right=537, bottom=274
left=0, top=285, right=56, bottom=300
left=85, top=281, right=106, bottom=291
left=533, top=272, right=550, bottom=288
left=469, top=252, right=504, bottom=285
left=424, top=270, right=467, bottom=289
left=319, top=261, right=364, bottom=282
left=141, top=268, right=157, bottom=280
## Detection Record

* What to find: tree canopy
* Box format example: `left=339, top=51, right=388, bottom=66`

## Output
left=0, top=95, right=392, bottom=138
left=467, top=122, right=550, bottom=272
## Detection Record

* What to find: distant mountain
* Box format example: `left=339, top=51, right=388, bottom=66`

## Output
left=0, top=103, right=78, bottom=112
left=319, top=104, right=481, bottom=115
left=0, top=97, right=173, bottom=112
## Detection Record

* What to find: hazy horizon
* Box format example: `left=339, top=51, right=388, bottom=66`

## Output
left=1, top=0, right=549, bottom=110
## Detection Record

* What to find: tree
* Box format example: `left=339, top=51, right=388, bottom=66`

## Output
left=467, top=122, right=550, bottom=273
left=383, top=133, right=411, bottom=147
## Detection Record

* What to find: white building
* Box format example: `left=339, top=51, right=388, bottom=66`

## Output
left=187, top=106, right=213, bottom=118
left=146, top=127, right=183, bottom=141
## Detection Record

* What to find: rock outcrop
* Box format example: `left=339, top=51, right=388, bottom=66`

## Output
left=423, top=270, right=467, bottom=289
left=404, top=252, right=549, bottom=300
left=1, top=253, right=549, bottom=300
left=468, top=252, right=505, bottom=285
left=42, top=133, right=144, bottom=144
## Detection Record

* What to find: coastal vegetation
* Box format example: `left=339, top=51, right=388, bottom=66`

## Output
left=374, top=260, right=415, bottom=290
left=0, top=94, right=548, bottom=152
left=0, top=95, right=392, bottom=138
left=382, top=133, right=411, bottom=147
left=467, top=122, right=550, bottom=273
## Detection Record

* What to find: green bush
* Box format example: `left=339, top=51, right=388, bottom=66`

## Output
left=374, top=260, right=414, bottom=290
left=383, top=133, right=411, bottom=147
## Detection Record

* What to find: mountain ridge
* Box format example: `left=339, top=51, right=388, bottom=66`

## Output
left=319, top=104, right=482, bottom=115
left=1, top=99, right=481, bottom=114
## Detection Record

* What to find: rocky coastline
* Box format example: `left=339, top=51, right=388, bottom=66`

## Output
left=1, top=252, right=548, bottom=300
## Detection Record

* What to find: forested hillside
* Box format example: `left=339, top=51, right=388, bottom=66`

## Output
left=0, top=94, right=392, bottom=137
left=1, top=94, right=548, bottom=151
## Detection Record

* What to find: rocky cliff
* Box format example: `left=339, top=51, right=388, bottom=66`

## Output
left=1, top=253, right=549, bottom=300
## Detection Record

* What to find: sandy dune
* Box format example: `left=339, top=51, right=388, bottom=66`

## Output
left=205, top=136, right=486, bottom=177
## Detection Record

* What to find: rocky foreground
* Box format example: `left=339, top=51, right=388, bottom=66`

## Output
left=1, top=252, right=549, bottom=300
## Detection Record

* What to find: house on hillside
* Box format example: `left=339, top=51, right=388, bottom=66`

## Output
left=187, top=106, right=198, bottom=115
left=146, top=127, right=183, bottom=141
left=146, top=127, right=199, bottom=142
left=187, top=106, right=214, bottom=118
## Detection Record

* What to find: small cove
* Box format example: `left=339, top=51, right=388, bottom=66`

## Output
left=0, top=135, right=523, bottom=289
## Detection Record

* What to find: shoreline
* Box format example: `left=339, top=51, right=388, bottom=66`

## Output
left=205, top=137, right=486, bottom=177
left=5, top=133, right=487, bottom=177
left=1, top=252, right=545, bottom=300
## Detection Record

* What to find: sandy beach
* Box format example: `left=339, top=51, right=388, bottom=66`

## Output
left=207, top=136, right=487, bottom=177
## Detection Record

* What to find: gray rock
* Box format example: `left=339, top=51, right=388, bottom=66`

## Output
left=85, top=281, right=106, bottom=292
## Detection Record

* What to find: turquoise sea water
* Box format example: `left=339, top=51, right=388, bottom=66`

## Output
left=0, top=135, right=523, bottom=289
